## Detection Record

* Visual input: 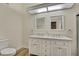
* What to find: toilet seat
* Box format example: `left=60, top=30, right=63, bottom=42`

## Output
left=0, top=48, right=16, bottom=56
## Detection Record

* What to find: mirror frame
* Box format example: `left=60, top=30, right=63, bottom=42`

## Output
left=50, top=15, right=64, bottom=30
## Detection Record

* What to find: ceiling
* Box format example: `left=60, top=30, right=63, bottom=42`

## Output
left=4, top=3, right=73, bottom=14
left=5, top=3, right=41, bottom=14
left=22, top=3, right=41, bottom=9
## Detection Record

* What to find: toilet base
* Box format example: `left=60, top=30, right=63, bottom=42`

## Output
left=0, top=48, right=16, bottom=56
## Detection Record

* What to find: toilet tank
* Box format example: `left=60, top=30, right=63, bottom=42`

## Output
left=0, top=39, right=8, bottom=50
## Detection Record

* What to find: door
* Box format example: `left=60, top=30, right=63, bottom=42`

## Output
left=77, top=14, right=79, bottom=55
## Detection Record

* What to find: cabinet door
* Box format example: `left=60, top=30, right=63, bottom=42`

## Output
left=60, top=47, right=71, bottom=56
left=41, top=48, right=50, bottom=56
left=41, top=40, right=50, bottom=56
left=53, top=46, right=71, bottom=56
left=50, top=40, right=54, bottom=56
left=53, top=46, right=60, bottom=56
left=53, top=40, right=71, bottom=56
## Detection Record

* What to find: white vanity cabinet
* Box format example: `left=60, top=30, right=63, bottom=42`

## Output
left=29, top=36, right=72, bottom=56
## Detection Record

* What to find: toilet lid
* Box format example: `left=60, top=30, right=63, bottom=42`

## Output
left=1, top=48, right=16, bottom=55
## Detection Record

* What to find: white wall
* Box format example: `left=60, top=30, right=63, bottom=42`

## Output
left=23, top=4, right=79, bottom=55
left=0, top=3, right=41, bottom=50
left=0, top=4, right=23, bottom=50
left=23, top=12, right=33, bottom=48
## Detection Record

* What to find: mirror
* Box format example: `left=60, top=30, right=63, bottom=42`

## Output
left=35, top=14, right=64, bottom=30
left=50, top=15, right=64, bottom=29
left=36, top=17, right=45, bottom=29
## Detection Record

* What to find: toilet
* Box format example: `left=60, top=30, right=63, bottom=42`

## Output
left=0, top=39, right=16, bottom=56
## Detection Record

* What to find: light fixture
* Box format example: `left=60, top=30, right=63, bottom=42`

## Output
left=28, top=7, right=47, bottom=14
left=48, top=3, right=74, bottom=11
left=28, top=3, right=74, bottom=14
left=37, top=8, right=47, bottom=13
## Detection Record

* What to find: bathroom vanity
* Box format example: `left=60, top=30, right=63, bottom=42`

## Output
left=29, top=12, right=72, bottom=56
left=29, top=35, right=72, bottom=56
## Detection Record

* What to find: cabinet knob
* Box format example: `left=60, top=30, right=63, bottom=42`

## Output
left=55, top=42, right=57, bottom=44
left=45, top=45, right=47, bottom=47
left=45, top=49, right=47, bottom=52
left=64, top=43, right=66, bottom=45
left=45, top=41, right=47, bottom=43
left=59, top=47, right=62, bottom=49
left=33, top=44, right=37, bottom=45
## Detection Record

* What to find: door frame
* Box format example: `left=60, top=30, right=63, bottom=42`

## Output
left=76, top=14, right=79, bottom=56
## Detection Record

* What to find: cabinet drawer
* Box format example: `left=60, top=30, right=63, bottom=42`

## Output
left=42, top=40, right=50, bottom=44
left=31, top=48, right=41, bottom=53
left=42, top=52, right=50, bottom=56
left=31, top=43, right=41, bottom=50
left=31, top=49, right=41, bottom=55
left=42, top=44, right=50, bottom=49
left=53, top=40, right=69, bottom=47
left=31, top=39, right=41, bottom=44
left=41, top=48, right=50, bottom=56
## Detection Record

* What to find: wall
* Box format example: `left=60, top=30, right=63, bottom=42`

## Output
left=24, top=4, right=79, bottom=55
left=0, top=4, right=23, bottom=50
left=0, top=3, right=41, bottom=50
left=23, top=12, right=33, bottom=48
